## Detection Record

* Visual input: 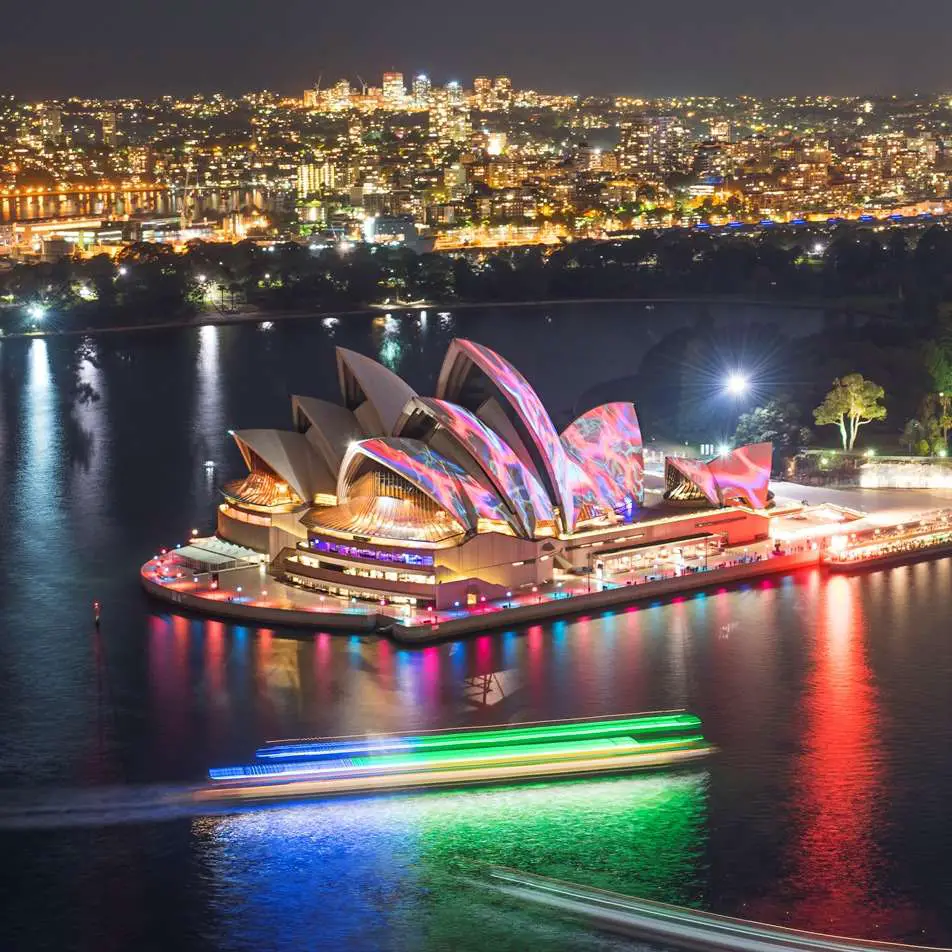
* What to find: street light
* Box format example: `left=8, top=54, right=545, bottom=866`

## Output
left=725, top=372, right=749, bottom=396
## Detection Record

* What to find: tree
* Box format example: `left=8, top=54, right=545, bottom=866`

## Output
left=733, top=397, right=811, bottom=463
left=903, top=395, right=951, bottom=456
left=813, top=373, right=887, bottom=450
left=900, top=418, right=925, bottom=454
left=924, top=318, right=952, bottom=444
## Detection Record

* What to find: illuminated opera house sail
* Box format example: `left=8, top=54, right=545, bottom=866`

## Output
left=217, top=339, right=772, bottom=610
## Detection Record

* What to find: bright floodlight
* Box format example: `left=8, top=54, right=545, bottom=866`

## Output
left=27, top=303, right=46, bottom=322
left=717, top=443, right=731, bottom=456
left=725, top=372, right=749, bottom=396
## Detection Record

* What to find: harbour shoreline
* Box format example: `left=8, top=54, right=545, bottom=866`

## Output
left=1, top=294, right=871, bottom=341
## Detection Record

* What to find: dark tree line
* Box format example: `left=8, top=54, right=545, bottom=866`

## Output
left=6, top=224, right=952, bottom=334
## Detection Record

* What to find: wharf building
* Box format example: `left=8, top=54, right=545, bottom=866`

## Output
left=217, top=339, right=773, bottom=610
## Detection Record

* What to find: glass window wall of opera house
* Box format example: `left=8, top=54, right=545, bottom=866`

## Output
left=216, top=338, right=774, bottom=610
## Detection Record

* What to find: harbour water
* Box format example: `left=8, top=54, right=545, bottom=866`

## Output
left=1, top=302, right=951, bottom=950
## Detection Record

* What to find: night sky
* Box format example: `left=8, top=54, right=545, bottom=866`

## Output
left=2, top=0, right=952, bottom=99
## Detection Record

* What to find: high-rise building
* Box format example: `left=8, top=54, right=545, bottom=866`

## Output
left=329, top=79, right=352, bottom=111
left=619, top=115, right=686, bottom=176
left=38, top=105, right=63, bottom=145
left=443, top=162, right=468, bottom=199
left=473, top=76, right=492, bottom=110
left=446, top=81, right=464, bottom=107
left=412, top=74, right=431, bottom=108
left=429, top=84, right=470, bottom=147
left=382, top=72, right=406, bottom=109
left=101, top=110, right=117, bottom=147
left=492, top=76, right=512, bottom=111
left=692, top=141, right=724, bottom=177
left=303, top=87, right=319, bottom=109
left=298, top=161, right=337, bottom=197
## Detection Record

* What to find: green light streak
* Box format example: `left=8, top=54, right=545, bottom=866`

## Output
left=321, top=735, right=709, bottom=775
left=387, top=713, right=702, bottom=757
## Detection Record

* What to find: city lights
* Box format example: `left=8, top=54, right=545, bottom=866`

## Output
left=2, top=75, right=950, bottom=265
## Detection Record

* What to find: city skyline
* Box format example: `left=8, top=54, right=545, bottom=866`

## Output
left=3, top=0, right=952, bottom=99
left=5, top=70, right=952, bottom=261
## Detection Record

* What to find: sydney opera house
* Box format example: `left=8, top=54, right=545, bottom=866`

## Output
left=217, top=338, right=773, bottom=610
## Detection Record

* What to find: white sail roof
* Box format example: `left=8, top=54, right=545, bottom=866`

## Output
left=231, top=429, right=335, bottom=502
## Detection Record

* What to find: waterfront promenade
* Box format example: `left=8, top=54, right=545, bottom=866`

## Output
left=141, top=484, right=952, bottom=642
left=141, top=544, right=820, bottom=643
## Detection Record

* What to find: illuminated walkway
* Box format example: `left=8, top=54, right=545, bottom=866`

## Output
left=141, top=536, right=816, bottom=642
left=141, top=493, right=952, bottom=643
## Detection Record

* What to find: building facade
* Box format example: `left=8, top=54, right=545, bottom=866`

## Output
left=216, top=339, right=772, bottom=609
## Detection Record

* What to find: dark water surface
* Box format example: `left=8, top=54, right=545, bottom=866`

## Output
left=1, top=302, right=951, bottom=951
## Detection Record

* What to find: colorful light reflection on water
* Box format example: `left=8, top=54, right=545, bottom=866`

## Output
left=4, top=309, right=952, bottom=950
left=194, top=772, right=706, bottom=952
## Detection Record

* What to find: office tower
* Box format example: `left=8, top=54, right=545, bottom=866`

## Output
left=429, top=84, right=470, bottom=146
left=492, top=76, right=512, bottom=110
left=473, top=76, right=492, bottom=110
left=101, top=110, right=118, bottom=147
left=446, top=80, right=464, bottom=106
left=382, top=72, right=406, bottom=109
left=330, top=79, right=352, bottom=111
left=39, top=105, right=63, bottom=145
left=412, top=73, right=432, bottom=108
